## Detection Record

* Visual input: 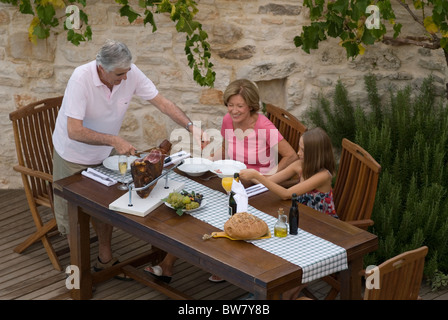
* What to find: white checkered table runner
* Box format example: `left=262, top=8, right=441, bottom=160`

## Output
left=166, top=172, right=348, bottom=284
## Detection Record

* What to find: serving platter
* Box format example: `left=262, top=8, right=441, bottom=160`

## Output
left=164, top=199, right=207, bottom=213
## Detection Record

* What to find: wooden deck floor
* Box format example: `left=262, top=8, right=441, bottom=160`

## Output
left=1, top=189, right=447, bottom=300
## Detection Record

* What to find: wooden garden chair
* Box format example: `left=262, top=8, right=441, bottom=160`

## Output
left=298, top=246, right=428, bottom=300
left=364, top=246, right=428, bottom=300
left=333, top=138, right=382, bottom=230
left=265, top=104, right=307, bottom=153
left=320, top=138, right=382, bottom=299
left=9, top=96, right=64, bottom=271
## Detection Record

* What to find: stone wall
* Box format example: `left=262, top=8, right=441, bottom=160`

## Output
left=1, top=0, right=447, bottom=188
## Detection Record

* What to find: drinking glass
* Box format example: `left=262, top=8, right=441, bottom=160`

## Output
left=117, top=155, right=128, bottom=190
left=221, top=177, right=233, bottom=195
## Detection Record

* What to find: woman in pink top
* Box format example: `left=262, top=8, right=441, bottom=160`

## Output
left=144, top=79, right=298, bottom=284
left=219, top=79, right=297, bottom=174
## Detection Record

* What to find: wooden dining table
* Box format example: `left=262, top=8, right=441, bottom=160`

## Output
left=54, top=169, right=378, bottom=300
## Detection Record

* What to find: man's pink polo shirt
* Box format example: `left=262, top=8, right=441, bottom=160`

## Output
left=53, top=61, right=158, bottom=165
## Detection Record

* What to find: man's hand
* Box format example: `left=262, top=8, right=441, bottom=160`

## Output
left=112, top=136, right=136, bottom=155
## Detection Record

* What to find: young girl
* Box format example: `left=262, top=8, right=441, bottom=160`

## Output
left=239, top=127, right=338, bottom=218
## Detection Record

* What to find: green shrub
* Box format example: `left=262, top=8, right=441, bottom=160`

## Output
left=306, top=74, right=448, bottom=289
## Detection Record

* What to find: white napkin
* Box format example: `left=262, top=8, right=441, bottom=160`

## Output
left=231, top=179, right=248, bottom=212
left=246, top=183, right=269, bottom=198
left=82, top=168, right=117, bottom=186
left=164, top=151, right=191, bottom=167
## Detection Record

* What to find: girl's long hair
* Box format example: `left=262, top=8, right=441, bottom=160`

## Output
left=301, top=127, right=335, bottom=180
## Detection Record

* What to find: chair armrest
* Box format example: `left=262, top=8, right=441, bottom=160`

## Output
left=346, top=219, right=374, bottom=230
left=13, top=165, right=53, bottom=182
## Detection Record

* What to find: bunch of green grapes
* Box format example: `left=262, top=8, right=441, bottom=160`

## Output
left=185, top=201, right=200, bottom=210
left=164, top=190, right=203, bottom=215
left=165, top=192, right=185, bottom=210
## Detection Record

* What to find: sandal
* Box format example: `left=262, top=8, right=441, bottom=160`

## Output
left=208, top=274, right=225, bottom=283
left=143, top=265, right=172, bottom=284
left=94, top=257, right=133, bottom=281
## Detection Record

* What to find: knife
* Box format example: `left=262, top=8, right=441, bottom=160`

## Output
left=164, top=151, right=188, bottom=164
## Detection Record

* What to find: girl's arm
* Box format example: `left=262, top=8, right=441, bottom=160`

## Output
left=240, top=168, right=331, bottom=200
left=240, top=159, right=299, bottom=185
left=267, top=159, right=301, bottom=184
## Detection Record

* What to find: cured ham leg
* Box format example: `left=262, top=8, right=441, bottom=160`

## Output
left=130, top=139, right=172, bottom=198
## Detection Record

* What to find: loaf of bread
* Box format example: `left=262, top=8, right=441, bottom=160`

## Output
left=224, top=212, right=268, bottom=240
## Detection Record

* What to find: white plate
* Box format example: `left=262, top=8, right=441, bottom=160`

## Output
left=164, top=199, right=207, bottom=213
left=177, top=158, right=213, bottom=177
left=210, top=160, right=247, bottom=178
left=102, top=155, right=138, bottom=172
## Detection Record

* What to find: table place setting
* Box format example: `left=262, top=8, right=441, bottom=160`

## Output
left=93, top=164, right=134, bottom=184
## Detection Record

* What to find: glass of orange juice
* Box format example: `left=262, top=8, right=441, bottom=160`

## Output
left=221, top=177, right=233, bottom=195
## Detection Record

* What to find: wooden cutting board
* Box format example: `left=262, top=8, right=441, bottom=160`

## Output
left=109, top=179, right=185, bottom=217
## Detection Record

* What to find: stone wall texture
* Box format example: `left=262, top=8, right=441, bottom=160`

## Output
left=1, top=0, right=447, bottom=188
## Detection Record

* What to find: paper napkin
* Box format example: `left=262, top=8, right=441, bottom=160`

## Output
left=82, top=168, right=117, bottom=186
left=245, top=183, right=269, bottom=198
left=231, top=179, right=248, bottom=212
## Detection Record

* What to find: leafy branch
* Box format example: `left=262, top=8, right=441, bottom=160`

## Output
left=0, top=0, right=92, bottom=45
left=0, top=0, right=215, bottom=87
left=117, top=0, right=215, bottom=87
left=294, top=0, right=448, bottom=96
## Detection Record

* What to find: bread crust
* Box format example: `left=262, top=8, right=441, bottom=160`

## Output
left=224, top=212, right=268, bottom=240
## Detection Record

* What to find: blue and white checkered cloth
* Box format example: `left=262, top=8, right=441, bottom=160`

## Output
left=100, top=165, right=348, bottom=284
left=167, top=172, right=348, bottom=284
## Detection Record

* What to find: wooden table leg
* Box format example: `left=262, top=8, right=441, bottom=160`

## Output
left=339, top=257, right=363, bottom=300
left=68, top=202, right=92, bottom=300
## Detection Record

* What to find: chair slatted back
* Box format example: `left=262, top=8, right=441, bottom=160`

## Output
left=364, top=246, right=428, bottom=300
left=9, top=96, right=63, bottom=207
left=265, top=104, right=307, bottom=153
left=333, top=138, right=381, bottom=228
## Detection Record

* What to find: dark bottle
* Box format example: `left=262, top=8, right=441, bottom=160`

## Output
left=289, top=193, right=299, bottom=235
left=228, top=191, right=237, bottom=216
left=233, top=172, right=240, bottom=182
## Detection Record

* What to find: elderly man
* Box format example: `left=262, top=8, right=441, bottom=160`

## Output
left=52, top=39, right=200, bottom=279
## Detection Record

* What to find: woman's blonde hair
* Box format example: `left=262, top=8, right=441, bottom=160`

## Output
left=223, top=79, right=260, bottom=114
left=301, top=127, right=335, bottom=180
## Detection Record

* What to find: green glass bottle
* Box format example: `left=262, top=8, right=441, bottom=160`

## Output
left=228, top=191, right=237, bottom=216
left=289, top=193, right=299, bottom=235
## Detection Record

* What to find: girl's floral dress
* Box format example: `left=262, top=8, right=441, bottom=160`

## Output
left=297, top=189, right=338, bottom=218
